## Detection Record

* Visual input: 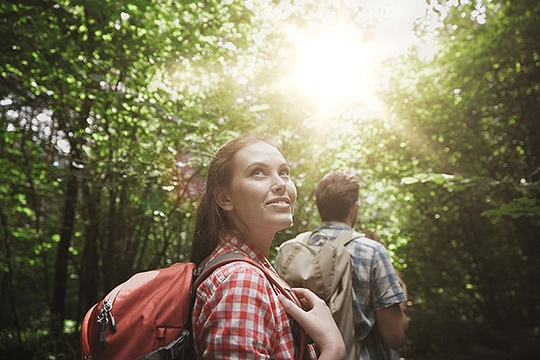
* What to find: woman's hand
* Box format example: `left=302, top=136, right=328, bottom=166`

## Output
left=278, top=288, right=345, bottom=360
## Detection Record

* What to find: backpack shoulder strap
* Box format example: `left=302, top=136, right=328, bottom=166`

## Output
left=144, top=255, right=272, bottom=360
left=192, top=253, right=307, bottom=360
left=193, top=253, right=247, bottom=287
left=333, top=230, right=365, bottom=247
left=295, top=231, right=313, bottom=245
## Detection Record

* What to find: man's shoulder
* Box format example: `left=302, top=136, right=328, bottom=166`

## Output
left=351, top=234, right=383, bottom=247
left=347, top=234, right=393, bottom=260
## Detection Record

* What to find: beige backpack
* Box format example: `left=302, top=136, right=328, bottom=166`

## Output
left=275, top=230, right=364, bottom=360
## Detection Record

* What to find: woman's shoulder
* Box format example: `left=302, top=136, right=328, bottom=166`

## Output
left=198, top=260, right=271, bottom=295
left=214, top=259, right=267, bottom=277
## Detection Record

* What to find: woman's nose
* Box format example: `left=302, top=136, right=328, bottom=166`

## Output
left=272, top=176, right=286, bottom=192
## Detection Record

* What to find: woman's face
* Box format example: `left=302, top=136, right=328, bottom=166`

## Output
left=216, top=141, right=297, bottom=244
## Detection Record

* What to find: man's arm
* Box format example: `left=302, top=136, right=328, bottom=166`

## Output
left=374, top=303, right=408, bottom=350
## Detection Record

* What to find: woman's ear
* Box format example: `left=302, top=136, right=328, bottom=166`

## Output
left=214, top=187, right=234, bottom=211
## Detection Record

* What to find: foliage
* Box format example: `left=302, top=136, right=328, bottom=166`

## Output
left=1, top=0, right=263, bottom=355
left=376, top=0, right=540, bottom=357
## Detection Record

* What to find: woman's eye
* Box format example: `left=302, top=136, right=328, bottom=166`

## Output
left=280, top=169, right=290, bottom=177
left=251, top=168, right=264, bottom=176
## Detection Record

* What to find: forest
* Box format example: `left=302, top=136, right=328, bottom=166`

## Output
left=0, top=0, right=539, bottom=359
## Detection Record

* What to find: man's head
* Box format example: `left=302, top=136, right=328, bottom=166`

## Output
left=315, top=170, right=359, bottom=226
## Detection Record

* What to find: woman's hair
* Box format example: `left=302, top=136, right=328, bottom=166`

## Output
left=315, top=170, right=359, bottom=222
left=190, top=133, right=277, bottom=265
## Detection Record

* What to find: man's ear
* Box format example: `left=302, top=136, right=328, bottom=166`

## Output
left=214, top=187, right=234, bottom=211
left=346, top=201, right=358, bottom=228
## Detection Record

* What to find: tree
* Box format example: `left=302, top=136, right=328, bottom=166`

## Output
left=376, top=0, right=540, bottom=357
left=1, top=0, right=260, bottom=350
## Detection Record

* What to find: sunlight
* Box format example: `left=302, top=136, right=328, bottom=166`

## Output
left=287, top=25, right=377, bottom=109
left=275, top=0, right=435, bottom=116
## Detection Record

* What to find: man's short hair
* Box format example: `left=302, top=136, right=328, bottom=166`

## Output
left=315, top=170, right=359, bottom=222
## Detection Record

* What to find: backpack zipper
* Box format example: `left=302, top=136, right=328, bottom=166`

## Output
left=97, top=298, right=117, bottom=349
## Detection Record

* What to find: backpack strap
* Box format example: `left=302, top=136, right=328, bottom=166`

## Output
left=296, top=231, right=314, bottom=245
left=192, top=253, right=248, bottom=287
left=300, top=229, right=364, bottom=247
left=299, top=230, right=339, bottom=245
left=333, top=230, right=365, bottom=247
left=192, top=253, right=308, bottom=360
left=137, top=255, right=263, bottom=360
left=137, top=331, right=190, bottom=360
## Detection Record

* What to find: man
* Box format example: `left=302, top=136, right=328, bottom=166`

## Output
left=310, top=170, right=408, bottom=359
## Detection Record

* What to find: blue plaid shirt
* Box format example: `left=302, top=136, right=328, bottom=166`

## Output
left=310, top=222, right=406, bottom=360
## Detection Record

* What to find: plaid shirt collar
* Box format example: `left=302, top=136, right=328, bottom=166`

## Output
left=311, top=221, right=353, bottom=242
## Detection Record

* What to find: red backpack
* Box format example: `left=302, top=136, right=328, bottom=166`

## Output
left=80, top=253, right=307, bottom=360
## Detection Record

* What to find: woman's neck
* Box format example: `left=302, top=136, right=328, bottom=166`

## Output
left=229, top=229, right=274, bottom=258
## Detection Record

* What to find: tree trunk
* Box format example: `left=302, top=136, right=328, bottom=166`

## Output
left=0, top=208, right=22, bottom=350
left=79, top=182, right=101, bottom=320
left=50, top=171, right=78, bottom=335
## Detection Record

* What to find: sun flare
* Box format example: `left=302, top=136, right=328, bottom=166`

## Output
left=287, top=25, right=377, bottom=109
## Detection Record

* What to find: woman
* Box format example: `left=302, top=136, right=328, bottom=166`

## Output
left=190, top=134, right=345, bottom=359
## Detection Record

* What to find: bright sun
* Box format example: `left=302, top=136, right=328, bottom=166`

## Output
left=287, top=25, right=377, bottom=109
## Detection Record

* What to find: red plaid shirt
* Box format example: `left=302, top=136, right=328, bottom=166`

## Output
left=192, top=232, right=317, bottom=359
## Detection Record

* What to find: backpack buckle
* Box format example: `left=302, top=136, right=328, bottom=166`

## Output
left=158, top=330, right=190, bottom=360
